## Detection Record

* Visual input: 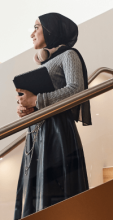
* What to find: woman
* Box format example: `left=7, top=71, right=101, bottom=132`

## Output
left=14, top=12, right=92, bottom=220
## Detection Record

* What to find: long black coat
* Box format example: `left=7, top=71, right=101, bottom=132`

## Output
left=13, top=109, right=89, bottom=220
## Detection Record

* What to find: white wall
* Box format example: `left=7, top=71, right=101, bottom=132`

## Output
left=0, top=9, right=113, bottom=220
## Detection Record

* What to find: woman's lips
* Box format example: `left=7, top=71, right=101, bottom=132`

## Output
left=33, top=39, right=36, bottom=43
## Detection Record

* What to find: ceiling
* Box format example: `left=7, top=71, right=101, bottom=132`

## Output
left=0, top=0, right=113, bottom=63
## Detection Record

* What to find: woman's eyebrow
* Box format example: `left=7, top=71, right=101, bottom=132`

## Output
left=34, top=24, right=40, bottom=28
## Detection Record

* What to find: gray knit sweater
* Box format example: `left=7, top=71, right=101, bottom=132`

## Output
left=36, top=49, right=84, bottom=110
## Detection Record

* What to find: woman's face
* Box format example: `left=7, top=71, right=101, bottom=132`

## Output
left=31, top=19, right=47, bottom=49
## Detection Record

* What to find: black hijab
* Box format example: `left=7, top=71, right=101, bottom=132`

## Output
left=38, top=12, right=92, bottom=126
left=39, top=12, right=78, bottom=49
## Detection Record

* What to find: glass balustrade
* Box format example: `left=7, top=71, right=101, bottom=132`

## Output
left=77, top=72, right=113, bottom=189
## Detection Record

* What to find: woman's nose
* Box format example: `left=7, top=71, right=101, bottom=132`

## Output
left=30, top=31, right=35, bottom=38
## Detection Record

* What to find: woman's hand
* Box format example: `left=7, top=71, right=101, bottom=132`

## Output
left=17, top=104, right=35, bottom=118
left=16, top=88, right=37, bottom=108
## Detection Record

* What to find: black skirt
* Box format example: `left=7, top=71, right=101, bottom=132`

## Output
left=13, top=109, right=89, bottom=220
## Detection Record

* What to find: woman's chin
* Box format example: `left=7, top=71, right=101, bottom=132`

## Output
left=33, top=44, right=38, bottom=49
left=34, top=44, right=42, bottom=50
left=33, top=42, right=47, bottom=50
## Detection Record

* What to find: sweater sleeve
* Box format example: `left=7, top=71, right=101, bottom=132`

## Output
left=36, top=50, right=84, bottom=109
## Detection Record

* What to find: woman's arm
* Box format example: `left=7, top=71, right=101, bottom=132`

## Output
left=36, top=50, right=84, bottom=109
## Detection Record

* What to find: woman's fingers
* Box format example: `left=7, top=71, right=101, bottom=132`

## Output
left=17, top=105, right=26, bottom=113
left=16, top=95, right=24, bottom=106
left=17, top=105, right=26, bottom=110
left=18, top=111, right=32, bottom=118
left=18, top=112, right=28, bottom=118
left=17, top=104, right=34, bottom=111
left=16, top=89, right=37, bottom=108
left=17, top=106, right=34, bottom=117
left=17, top=108, right=33, bottom=114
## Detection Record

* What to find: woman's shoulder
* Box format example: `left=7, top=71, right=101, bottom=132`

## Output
left=60, top=49, right=82, bottom=67
left=59, top=48, right=81, bottom=60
